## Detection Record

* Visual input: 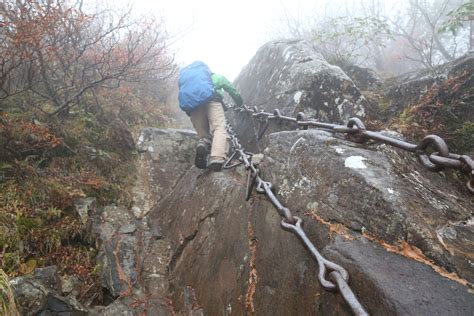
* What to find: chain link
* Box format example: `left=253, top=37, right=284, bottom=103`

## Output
left=232, top=105, right=474, bottom=193
left=224, top=123, right=368, bottom=315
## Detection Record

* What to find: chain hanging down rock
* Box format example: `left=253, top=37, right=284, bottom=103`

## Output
left=234, top=105, right=474, bottom=194
left=223, top=123, right=369, bottom=316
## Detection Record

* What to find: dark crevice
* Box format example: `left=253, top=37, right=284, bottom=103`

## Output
left=167, top=212, right=217, bottom=273
left=98, top=287, right=115, bottom=306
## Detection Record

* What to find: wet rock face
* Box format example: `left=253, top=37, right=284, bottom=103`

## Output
left=264, top=130, right=473, bottom=283
left=339, top=64, right=383, bottom=91
left=92, top=205, right=139, bottom=297
left=10, top=266, right=88, bottom=315
left=227, top=40, right=368, bottom=151
left=134, top=128, right=198, bottom=218
left=88, top=202, right=173, bottom=311
left=135, top=44, right=474, bottom=315
left=143, top=127, right=473, bottom=315
left=234, top=40, right=367, bottom=121
left=322, top=239, right=474, bottom=316
left=151, top=169, right=251, bottom=315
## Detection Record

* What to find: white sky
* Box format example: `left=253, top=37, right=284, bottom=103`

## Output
left=98, top=0, right=399, bottom=80
left=122, top=0, right=325, bottom=80
left=158, top=1, right=268, bottom=79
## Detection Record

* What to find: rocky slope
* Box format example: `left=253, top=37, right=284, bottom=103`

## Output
left=362, top=52, right=474, bottom=155
left=144, top=41, right=473, bottom=315
left=227, top=40, right=368, bottom=152
left=11, top=40, right=473, bottom=315
left=144, top=127, right=473, bottom=315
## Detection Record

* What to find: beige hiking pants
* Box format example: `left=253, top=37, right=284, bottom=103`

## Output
left=190, top=101, right=229, bottom=159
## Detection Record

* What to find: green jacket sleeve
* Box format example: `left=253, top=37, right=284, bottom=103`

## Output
left=212, top=73, right=243, bottom=106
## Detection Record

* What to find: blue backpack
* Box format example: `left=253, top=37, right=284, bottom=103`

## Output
left=178, top=61, right=215, bottom=113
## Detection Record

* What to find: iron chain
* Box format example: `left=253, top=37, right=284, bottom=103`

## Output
left=232, top=105, right=474, bottom=193
left=224, top=123, right=369, bottom=316
left=223, top=103, right=473, bottom=315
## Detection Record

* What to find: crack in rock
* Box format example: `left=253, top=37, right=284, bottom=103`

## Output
left=168, top=212, right=217, bottom=272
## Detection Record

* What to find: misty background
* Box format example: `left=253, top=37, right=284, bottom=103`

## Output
left=83, top=0, right=473, bottom=80
left=136, top=0, right=472, bottom=78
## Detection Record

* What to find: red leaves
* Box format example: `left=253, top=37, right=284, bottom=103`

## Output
left=0, top=113, right=61, bottom=160
left=79, top=172, right=106, bottom=190
left=419, top=70, right=469, bottom=107
left=1, top=0, right=175, bottom=114
left=397, top=70, right=471, bottom=144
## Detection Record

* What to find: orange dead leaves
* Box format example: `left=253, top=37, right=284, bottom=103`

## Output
left=362, top=232, right=471, bottom=288
left=46, top=245, right=102, bottom=301
left=246, top=209, right=258, bottom=315
left=305, top=211, right=355, bottom=241
left=79, top=174, right=106, bottom=190
left=424, top=71, right=469, bottom=103
left=306, top=210, right=472, bottom=288
left=130, top=298, right=148, bottom=309
left=24, top=122, right=62, bottom=148
left=0, top=113, right=62, bottom=153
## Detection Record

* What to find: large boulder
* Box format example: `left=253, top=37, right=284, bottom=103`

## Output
left=138, top=40, right=474, bottom=315
left=145, top=126, right=473, bottom=315
left=264, top=130, right=473, bottom=283
left=339, top=64, right=383, bottom=91
left=78, top=42, right=472, bottom=314
left=133, top=128, right=198, bottom=218
left=227, top=40, right=368, bottom=151
left=234, top=40, right=367, bottom=121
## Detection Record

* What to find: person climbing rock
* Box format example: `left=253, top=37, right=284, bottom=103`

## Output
left=178, top=61, right=243, bottom=171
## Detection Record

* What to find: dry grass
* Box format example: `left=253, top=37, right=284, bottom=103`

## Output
left=0, top=268, right=19, bottom=316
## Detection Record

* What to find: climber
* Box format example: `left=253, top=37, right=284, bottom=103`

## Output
left=178, top=61, right=243, bottom=171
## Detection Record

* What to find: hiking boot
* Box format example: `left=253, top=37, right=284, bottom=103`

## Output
left=208, top=156, right=226, bottom=172
left=195, top=138, right=211, bottom=169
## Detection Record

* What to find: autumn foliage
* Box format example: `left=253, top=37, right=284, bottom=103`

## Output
left=0, top=0, right=177, bottom=115
left=0, top=0, right=179, bottom=303
left=0, top=112, right=61, bottom=161
left=397, top=70, right=474, bottom=154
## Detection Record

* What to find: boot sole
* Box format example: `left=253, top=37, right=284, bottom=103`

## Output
left=208, top=160, right=224, bottom=172
left=195, top=144, right=209, bottom=169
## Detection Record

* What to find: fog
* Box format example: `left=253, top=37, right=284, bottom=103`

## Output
left=116, top=0, right=469, bottom=79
